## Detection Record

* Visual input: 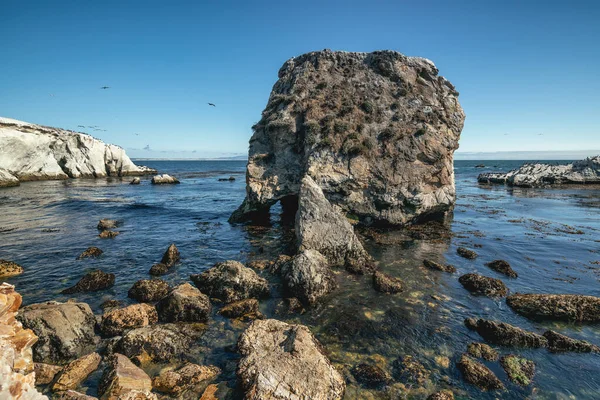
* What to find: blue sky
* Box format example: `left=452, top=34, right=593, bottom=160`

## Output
left=1, top=0, right=599, bottom=159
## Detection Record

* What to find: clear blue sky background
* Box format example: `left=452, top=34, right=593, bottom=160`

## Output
left=1, top=0, right=599, bottom=159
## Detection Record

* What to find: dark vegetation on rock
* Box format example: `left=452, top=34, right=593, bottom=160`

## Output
left=465, top=318, right=548, bottom=348
left=458, top=273, right=508, bottom=297
left=61, top=270, right=115, bottom=294
left=485, top=259, right=518, bottom=277
left=507, top=293, right=600, bottom=322
left=423, top=259, right=456, bottom=273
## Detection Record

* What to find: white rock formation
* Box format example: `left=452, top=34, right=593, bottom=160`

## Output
left=0, top=117, right=155, bottom=184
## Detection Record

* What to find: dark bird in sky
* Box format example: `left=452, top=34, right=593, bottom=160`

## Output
left=77, top=125, right=85, bottom=128
left=134, top=133, right=139, bottom=136
left=100, top=86, right=110, bottom=90
left=208, top=103, right=216, bottom=107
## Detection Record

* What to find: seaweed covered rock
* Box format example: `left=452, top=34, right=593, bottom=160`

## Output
left=237, top=319, right=345, bottom=399
left=372, top=271, right=404, bottom=294
left=77, top=247, right=103, bottom=260
left=351, top=364, right=391, bottom=388
left=423, top=259, right=456, bottom=273
left=457, top=247, right=478, bottom=260
left=507, top=293, right=600, bottom=322
left=156, top=283, right=211, bottom=323
left=467, top=342, right=498, bottom=361
left=458, top=273, right=508, bottom=297
left=392, top=355, right=430, bottom=385
left=543, top=330, right=600, bottom=353
left=427, top=390, right=454, bottom=400
left=97, top=220, right=118, bottom=230
left=0, top=259, right=24, bottom=277
left=127, top=279, right=171, bottom=303
left=61, top=270, right=115, bottom=294
left=191, top=260, right=269, bottom=303
left=280, top=249, right=337, bottom=304
left=161, top=244, right=180, bottom=267
left=485, top=260, right=518, bottom=278
left=100, top=304, right=158, bottom=337
left=230, top=50, right=465, bottom=226
left=219, top=299, right=260, bottom=319
left=465, top=318, right=547, bottom=348
left=17, top=301, right=97, bottom=364
left=457, top=354, right=504, bottom=391
left=500, top=355, right=535, bottom=386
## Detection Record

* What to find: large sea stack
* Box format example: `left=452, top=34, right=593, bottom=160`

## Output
left=230, top=50, right=465, bottom=226
left=0, top=117, right=155, bottom=184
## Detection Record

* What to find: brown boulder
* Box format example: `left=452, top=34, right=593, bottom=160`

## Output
left=485, top=260, right=517, bottom=278
left=98, top=353, right=154, bottom=400
left=372, top=271, right=404, bottom=294
left=52, top=352, right=101, bottom=392
left=156, top=283, right=211, bottom=323
left=100, top=304, right=158, bottom=337
left=218, top=298, right=260, bottom=319
left=34, top=362, right=63, bottom=385
left=77, top=247, right=103, bottom=260
left=0, top=259, right=24, bottom=277
left=458, top=273, right=508, bottom=297
left=457, top=354, right=504, bottom=391
left=507, top=293, right=600, bottom=322
left=127, top=279, right=170, bottom=303
left=465, top=318, right=547, bottom=348
left=457, top=247, right=478, bottom=260
left=61, top=270, right=115, bottom=294
left=151, top=363, right=220, bottom=395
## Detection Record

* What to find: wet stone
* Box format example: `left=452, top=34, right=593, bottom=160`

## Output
left=156, top=283, right=211, bottom=323
left=151, top=363, right=220, bottom=395
left=127, top=279, right=171, bottom=303
left=52, top=352, right=102, bottom=392
left=485, top=259, right=518, bottom=278
left=458, top=273, right=508, bottom=297
left=351, top=363, right=391, bottom=388
left=427, top=390, right=455, bottom=400
left=0, top=259, right=24, bottom=277
left=543, top=330, right=600, bottom=353
left=465, top=318, right=548, bottom=348
left=507, top=293, right=600, bottom=322
left=457, top=247, right=478, bottom=260
left=98, top=230, right=119, bottom=239
left=34, top=362, right=63, bottom=385
left=500, top=355, right=535, bottom=386
left=392, top=355, right=429, bottom=385
left=161, top=243, right=180, bottom=267
left=218, top=298, right=259, bottom=319
left=423, top=259, right=456, bottom=273
left=149, top=263, right=168, bottom=276
left=77, top=247, right=103, bottom=260
left=457, top=354, right=504, bottom=391
left=372, top=271, right=404, bottom=294
left=97, top=219, right=118, bottom=230
left=61, top=270, right=115, bottom=294
left=467, top=342, right=498, bottom=361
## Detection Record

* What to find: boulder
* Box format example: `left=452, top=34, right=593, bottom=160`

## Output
left=98, top=353, right=154, bottom=400
left=97, top=220, right=118, bottom=230
left=0, top=117, right=155, bottom=182
left=372, top=271, right=404, bottom=294
left=457, top=354, right=504, bottom=391
left=506, top=293, right=600, bottom=322
left=191, top=260, right=269, bottom=303
left=115, top=324, right=202, bottom=364
left=280, top=249, right=337, bottom=304
left=0, top=167, right=19, bottom=187
left=229, top=50, right=465, bottom=227
left=500, top=355, right=534, bottom=386
left=151, top=363, right=220, bottom=395
left=17, top=301, right=97, bottom=364
left=98, top=231, right=119, bottom=239
left=61, top=270, right=115, bottom=294
left=478, top=156, right=600, bottom=187
left=100, top=300, right=123, bottom=312
left=151, top=174, right=180, bottom=184
left=148, top=263, right=168, bottom=276
left=543, top=330, right=600, bottom=353
left=465, top=318, right=547, bottom=348
left=218, top=299, right=260, bottom=319
left=100, top=304, right=158, bottom=337
left=268, top=254, right=293, bottom=274
left=160, top=244, right=180, bottom=267
left=458, top=273, right=508, bottom=297
left=77, top=247, right=103, bottom=260
left=295, top=176, right=373, bottom=273
left=237, top=319, right=345, bottom=399
left=427, top=390, right=454, bottom=400
left=485, top=260, right=518, bottom=278
left=457, top=247, right=477, bottom=259
left=156, top=283, right=211, bottom=323
left=466, top=342, right=498, bottom=361
left=423, top=259, right=456, bottom=273
left=0, top=259, right=24, bottom=277
left=53, top=390, right=98, bottom=400
left=52, top=352, right=101, bottom=392
left=34, top=362, right=63, bottom=385
left=130, top=177, right=140, bottom=185
left=127, top=279, right=170, bottom=303
left=200, top=384, right=219, bottom=400
left=351, top=364, right=391, bottom=388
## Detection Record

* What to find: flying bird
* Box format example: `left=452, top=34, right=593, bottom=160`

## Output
left=208, top=103, right=216, bottom=107
left=134, top=133, right=140, bottom=136
left=100, top=86, right=110, bottom=90
left=77, top=125, right=85, bottom=128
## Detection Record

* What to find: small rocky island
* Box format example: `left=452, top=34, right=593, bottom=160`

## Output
left=478, top=156, right=600, bottom=187
left=0, top=117, right=155, bottom=186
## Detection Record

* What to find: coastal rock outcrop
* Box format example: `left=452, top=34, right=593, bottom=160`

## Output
left=465, top=318, right=547, bottom=348
left=127, top=279, right=171, bottom=303
left=485, top=260, right=518, bottom=278
left=458, top=273, right=508, bottom=297
left=0, top=283, right=47, bottom=399
left=478, top=156, right=600, bottom=187
left=280, top=249, right=337, bottom=304
left=543, top=330, right=600, bottom=353
left=423, top=259, right=456, bottom=273
left=0, top=168, right=19, bottom=187
left=151, top=174, right=180, bottom=185
left=500, top=355, right=534, bottom=386
left=61, top=270, right=115, bottom=294
left=77, top=247, right=103, bottom=260
left=100, top=304, right=158, bottom=337
left=230, top=50, right=465, bottom=226
left=457, top=354, right=504, bottom=391
left=98, top=353, right=154, bottom=400
left=0, top=259, right=24, bottom=277
left=237, top=319, right=345, bottom=399
left=155, top=283, right=211, bottom=323
left=507, top=293, right=600, bottom=322
left=0, top=117, right=155, bottom=183
left=17, top=301, right=97, bottom=364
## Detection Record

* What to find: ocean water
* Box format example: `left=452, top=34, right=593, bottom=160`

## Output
left=1, top=159, right=599, bottom=399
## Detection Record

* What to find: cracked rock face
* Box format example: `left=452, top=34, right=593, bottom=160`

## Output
left=230, top=50, right=464, bottom=226
left=237, top=319, right=345, bottom=400
left=0, top=117, right=155, bottom=183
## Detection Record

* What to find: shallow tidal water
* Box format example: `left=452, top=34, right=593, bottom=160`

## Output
left=1, top=159, right=599, bottom=399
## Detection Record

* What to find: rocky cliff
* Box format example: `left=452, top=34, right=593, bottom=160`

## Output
left=0, top=117, right=155, bottom=185
left=478, top=156, right=600, bottom=187
left=230, top=50, right=465, bottom=226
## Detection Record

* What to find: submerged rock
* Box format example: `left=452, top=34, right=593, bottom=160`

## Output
left=127, top=279, right=170, bottom=303
left=218, top=298, right=260, bottom=319
left=98, top=353, right=154, bottom=400
left=17, top=301, right=97, bottom=364
left=149, top=263, right=168, bottom=276
left=0, top=259, right=24, bottom=277
left=237, top=319, right=345, bottom=399
left=423, top=259, right=456, bottom=273
left=97, top=219, right=118, bottom=230
left=478, top=156, right=600, bottom=187
left=457, top=354, right=504, bottom=391
left=543, top=330, right=600, bottom=353
left=485, top=259, right=518, bottom=278
left=98, top=230, right=119, bottom=239
left=151, top=174, right=180, bottom=184
left=52, top=352, right=101, bottom=392
left=427, top=390, right=454, bottom=400
left=465, top=318, right=547, bottom=348
left=392, top=355, right=429, bottom=385
left=100, top=303, right=158, bottom=337
left=61, top=270, right=115, bottom=294
left=77, top=247, right=103, bottom=260
left=151, top=363, right=220, bottom=395
left=458, top=273, right=508, bottom=297
left=160, top=243, right=180, bottom=267
left=351, top=364, right=391, bottom=388
left=295, top=176, right=373, bottom=273
left=467, top=342, right=498, bottom=361
left=372, top=271, right=404, bottom=294
left=457, top=247, right=478, bottom=260
left=190, top=260, right=269, bottom=303
left=507, top=293, right=600, bottom=322
left=156, top=283, right=211, bottom=323
left=218, top=176, right=236, bottom=182
left=500, top=355, right=535, bottom=386
left=230, top=50, right=465, bottom=227
left=280, top=249, right=337, bottom=304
